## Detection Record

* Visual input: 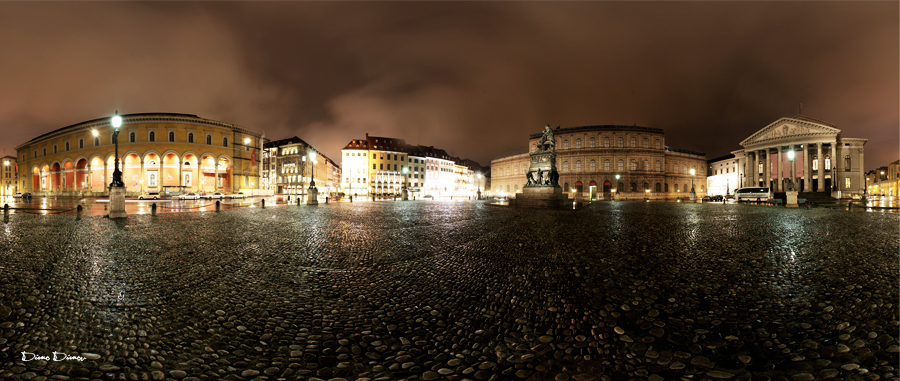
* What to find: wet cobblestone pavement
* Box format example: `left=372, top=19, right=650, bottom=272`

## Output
left=0, top=201, right=897, bottom=381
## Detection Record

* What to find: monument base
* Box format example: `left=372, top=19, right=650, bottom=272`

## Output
left=109, top=186, right=127, bottom=219
left=515, top=186, right=567, bottom=208
left=402, top=189, right=409, bottom=201
left=689, top=191, right=696, bottom=202
left=785, top=190, right=799, bottom=208
left=307, top=187, right=319, bottom=205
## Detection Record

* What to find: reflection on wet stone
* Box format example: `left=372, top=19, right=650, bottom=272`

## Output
left=0, top=202, right=896, bottom=380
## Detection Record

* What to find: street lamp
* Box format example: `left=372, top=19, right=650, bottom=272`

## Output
left=308, top=151, right=316, bottom=187
left=689, top=168, right=696, bottom=202
left=110, top=111, right=124, bottom=187
left=787, top=149, right=795, bottom=191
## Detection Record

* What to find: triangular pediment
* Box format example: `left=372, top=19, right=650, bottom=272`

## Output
left=740, top=116, right=841, bottom=147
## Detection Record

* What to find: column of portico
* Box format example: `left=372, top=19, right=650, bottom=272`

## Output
left=87, top=164, right=92, bottom=191
left=829, top=143, right=836, bottom=191
left=103, top=161, right=108, bottom=192
left=858, top=148, right=864, bottom=194
left=803, top=146, right=811, bottom=192
left=158, top=160, right=163, bottom=190
left=776, top=146, right=783, bottom=192
left=817, top=144, right=824, bottom=192
left=179, top=163, right=184, bottom=190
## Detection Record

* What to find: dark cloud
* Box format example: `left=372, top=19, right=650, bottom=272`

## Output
left=0, top=2, right=896, bottom=169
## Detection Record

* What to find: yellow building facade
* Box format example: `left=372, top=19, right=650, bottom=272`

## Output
left=15, top=113, right=264, bottom=197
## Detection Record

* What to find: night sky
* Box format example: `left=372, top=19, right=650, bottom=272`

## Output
left=1, top=2, right=897, bottom=169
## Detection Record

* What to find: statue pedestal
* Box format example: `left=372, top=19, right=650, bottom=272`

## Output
left=109, top=186, right=127, bottom=219
left=402, top=188, right=409, bottom=201
left=516, top=186, right=566, bottom=208
left=689, top=191, right=696, bottom=202
left=831, top=190, right=842, bottom=199
left=307, top=186, right=319, bottom=205
left=613, top=192, right=620, bottom=201
left=785, top=191, right=799, bottom=208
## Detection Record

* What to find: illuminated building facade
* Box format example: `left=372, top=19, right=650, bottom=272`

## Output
left=866, top=160, right=898, bottom=197
left=491, top=125, right=708, bottom=200
left=263, top=136, right=340, bottom=196
left=340, top=135, right=482, bottom=199
left=15, top=113, right=264, bottom=196
left=1, top=155, right=18, bottom=196
left=706, top=155, right=739, bottom=196
left=731, top=115, right=867, bottom=198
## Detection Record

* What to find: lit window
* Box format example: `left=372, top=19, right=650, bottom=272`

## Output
left=643, top=138, right=649, bottom=148
left=576, top=139, right=582, bottom=149
left=576, top=161, right=582, bottom=171
left=618, top=160, right=624, bottom=171
left=630, top=137, right=636, bottom=148
left=630, top=160, right=637, bottom=171
left=589, top=160, right=595, bottom=170
left=590, top=137, right=596, bottom=148
left=564, top=140, right=569, bottom=150
left=604, top=159, right=610, bottom=171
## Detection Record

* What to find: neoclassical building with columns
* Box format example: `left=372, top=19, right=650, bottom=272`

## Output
left=730, top=115, right=867, bottom=198
left=15, top=113, right=265, bottom=197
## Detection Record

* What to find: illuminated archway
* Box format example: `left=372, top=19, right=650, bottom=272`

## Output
left=50, top=162, right=62, bottom=191
left=89, top=156, right=105, bottom=189
left=63, top=160, right=74, bottom=191
left=200, top=154, right=216, bottom=192
left=75, top=159, right=88, bottom=190
left=123, top=153, right=141, bottom=191
left=162, top=152, right=181, bottom=187
left=217, top=157, right=232, bottom=190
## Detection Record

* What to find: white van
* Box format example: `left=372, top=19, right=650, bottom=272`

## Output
left=735, top=187, right=772, bottom=202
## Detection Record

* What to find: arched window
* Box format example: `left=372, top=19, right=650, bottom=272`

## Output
left=844, top=155, right=851, bottom=171
left=129, top=132, right=136, bottom=143
left=94, top=137, right=100, bottom=146
left=684, top=184, right=688, bottom=192
left=223, top=137, right=228, bottom=147
left=617, top=182, right=624, bottom=191
left=630, top=159, right=637, bottom=171
left=576, top=139, right=582, bottom=149
left=665, top=183, right=669, bottom=192
left=65, top=142, right=69, bottom=151
left=655, top=182, right=661, bottom=192
left=563, top=161, right=569, bottom=171
left=206, top=135, right=212, bottom=145
left=505, top=167, right=509, bottom=176
left=655, top=139, right=661, bottom=149
left=188, top=133, right=194, bottom=143
left=576, top=161, right=582, bottom=171
left=53, top=145, right=57, bottom=154
left=643, top=160, right=649, bottom=170
left=655, top=160, right=661, bottom=171
left=604, top=159, right=610, bottom=171
left=674, top=183, right=678, bottom=192
left=149, top=131, right=155, bottom=142
left=618, top=160, right=624, bottom=171
left=78, top=139, right=83, bottom=149
left=564, top=140, right=569, bottom=149
left=630, top=182, right=636, bottom=191
left=683, top=165, right=688, bottom=174
left=590, top=137, right=596, bottom=148
left=617, top=137, right=624, bottom=147
left=169, top=132, right=175, bottom=142
left=589, top=160, right=596, bottom=170
left=643, top=182, right=649, bottom=190
left=604, top=137, right=610, bottom=148
left=630, top=137, right=636, bottom=148
left=642, top=138, right=649, bottom=148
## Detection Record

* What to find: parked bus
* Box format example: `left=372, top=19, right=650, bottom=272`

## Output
left=735, top=187, right=772, bottom=202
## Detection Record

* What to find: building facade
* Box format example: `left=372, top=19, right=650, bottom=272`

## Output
left=1, top=155, right=18, bottom=196
left=263, top=137, right=340, bottom=196
left=491, top=125, right=708, bottom=200
left=730, top=115, right=867, bottom=198
left=15, top=113, right=264, bottom=196
left=340, top=134, right=482, bottom=199
left=706, top=154, right=740, bottom=196
left=866, top=160, right=898, bottom=197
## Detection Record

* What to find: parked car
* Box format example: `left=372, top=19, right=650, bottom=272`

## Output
left=21, top=192, right=32, bottom=200
left=178, top=193, right=200, bottom=200
left=139, top=192, right=161, bottom=200
left=208, top=192, right=224, bottom=199
left=228, top=192, right=246, bottom=199
left=13, top=192, right=23, bottom=198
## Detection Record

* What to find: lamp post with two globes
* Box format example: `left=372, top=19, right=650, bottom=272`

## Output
left=108, top=111, right=127, bottom=218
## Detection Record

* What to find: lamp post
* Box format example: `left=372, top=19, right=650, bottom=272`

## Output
left=402, top=166, right=409, bottom=200
left=307, top=150, right=318, bottom=205
left=787, top=149, right=795, bottom=191
left=879, top=171, right=884, bottom=197
left=614, top=174, right=620, bottom=201
left=476, top=173, right=482, bottom=200
left=689, top=168, right=696, bottom=202
left=108, top=111, right=127, bottom=218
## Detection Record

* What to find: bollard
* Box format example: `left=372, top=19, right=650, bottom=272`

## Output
left=261, top=199, right=265, bottom=208
left=76, top=205, right=83, bottom=220
left=3, top=204, right=7, bottom=224
left=216, top=200, right=221, bottom=212
left=325, top=196, right=329, bottom=204
left=151, top=203, right=157, bottom=216
left=349, top=195, right=353, bottom=203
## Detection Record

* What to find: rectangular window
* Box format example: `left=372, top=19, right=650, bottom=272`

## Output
left=380, top=164, right=383, bottom=170
left=845, top=177, right=850, bottom=189
left=373, top=164, right=376, bottom=170
left=373, top=153, right=376, bottom=159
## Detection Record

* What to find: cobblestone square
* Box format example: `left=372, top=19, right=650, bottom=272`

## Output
left=0, top=202, right=897, bottom=381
